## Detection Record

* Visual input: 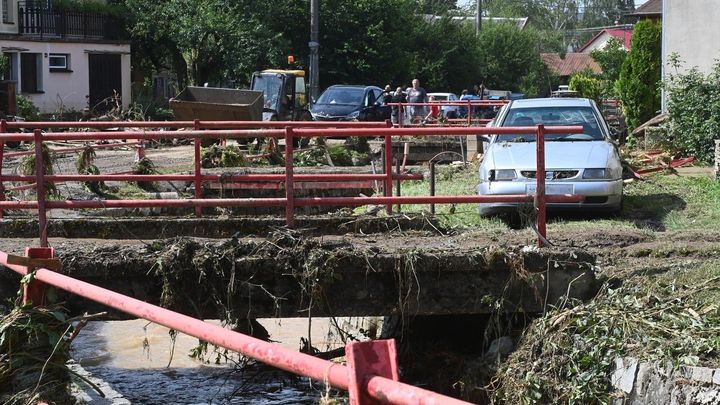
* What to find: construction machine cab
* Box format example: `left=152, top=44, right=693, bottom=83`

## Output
left=250, top=69, right=308, bottom=121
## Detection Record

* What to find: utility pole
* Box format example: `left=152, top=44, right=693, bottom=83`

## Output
left=309, top=0, right=320, bottom=103
left=476, top=0, right=482, bottom=35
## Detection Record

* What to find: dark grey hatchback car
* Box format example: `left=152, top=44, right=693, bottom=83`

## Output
left=310, top=85, right=391, bottom=121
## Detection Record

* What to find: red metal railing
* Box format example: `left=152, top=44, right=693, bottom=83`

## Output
left=0, top=120, right=583, bottom=248
left=0, top=246, right=472, bottom=404
left=388, top=100, right=508, bottom=127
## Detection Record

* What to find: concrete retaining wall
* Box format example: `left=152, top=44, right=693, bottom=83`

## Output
left=611, top=357, right=720, bottom=404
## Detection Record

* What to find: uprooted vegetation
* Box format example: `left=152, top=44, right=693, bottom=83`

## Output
left=0, top=303, right=75, bottom=405
left=486, top=260, right=720, bottom=404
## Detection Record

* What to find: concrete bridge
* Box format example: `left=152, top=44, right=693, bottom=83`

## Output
left=0, top=217, right=598, bottom=320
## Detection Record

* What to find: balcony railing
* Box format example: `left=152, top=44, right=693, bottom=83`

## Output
left=17, top=1, right=123, bottom=40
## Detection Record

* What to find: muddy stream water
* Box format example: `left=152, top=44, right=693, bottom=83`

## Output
left=70, top=317, right=361, bottom=404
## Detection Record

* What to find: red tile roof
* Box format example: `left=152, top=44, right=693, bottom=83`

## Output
left=540, top=53, right=602, bottom=77
left=630, top=0, right=662, bottom=16
left=578, top=29, right=633, bottom=52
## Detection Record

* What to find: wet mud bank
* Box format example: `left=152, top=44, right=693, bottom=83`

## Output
left=0, top=229, right=598, bottom=322
left=0, top=215, right=441, bottom=239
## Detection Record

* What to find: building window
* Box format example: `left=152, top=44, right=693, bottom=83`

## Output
left=20, top=53, right=42, bottom=93
left=2, top=0, right=14, bottom=24
left=49, top=54, right=70, bottom=71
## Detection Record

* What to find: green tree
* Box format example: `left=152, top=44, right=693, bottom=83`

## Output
left=125, top=0, right=288, bottom=87
left=405, top=15, right=483, bottom=91
left=590, top=37, right=628, bottom=97
left=484, top=0, right=579, bottom=31
left=418, top=0, right=457, bottom=14
left=569, top=70, right=603, bottom=104
left=590, top=37, right=627, bottom=84
left=616, top=19, right=661, bottom=131
left=475, top=23, right=559, bottom=97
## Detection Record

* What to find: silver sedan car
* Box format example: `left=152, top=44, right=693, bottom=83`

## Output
left=477, top=98, right=623, bottom=216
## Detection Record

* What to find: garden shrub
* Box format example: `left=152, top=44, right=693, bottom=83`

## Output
left=665, top=57, right=720, bottom=164
left=16, top=95, right=41, bottom=121
left=569, top=71, right=603, bottom=105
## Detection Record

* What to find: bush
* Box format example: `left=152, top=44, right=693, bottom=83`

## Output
left=16, top=95, right=40, bottom=121
left=665, top=58, right=720, bottom=164
left=569, top=71, right=602, bottom=105
left=616, top=19, right=661, bottom=131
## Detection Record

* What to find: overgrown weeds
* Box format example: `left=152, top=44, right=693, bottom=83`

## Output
left=0, top=303, right=74, bottom=405
left=132, top=157, right=159, bottom=191
left=489, top=273, right=720, bottom=404
left=201, top=144, right=248, bottom=168
left=16, top=143, right=59, bottom=197
left=75, top=145, right=107, bottom=194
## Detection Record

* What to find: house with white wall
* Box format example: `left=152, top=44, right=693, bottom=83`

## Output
left=0, top=0, right=130, bottom=114
left=662, top=0, right=720, bottom=77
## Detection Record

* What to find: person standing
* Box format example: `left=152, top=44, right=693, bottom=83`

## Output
left=390, top=86, right=407, bottom=125
left=382, top=85, right=393, bottom=104
left=407, top=79, right=428, bottom=123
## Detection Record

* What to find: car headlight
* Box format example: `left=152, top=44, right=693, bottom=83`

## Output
left=348, top=110, right=360, bottom=119
left=490, top=169, right=516, bottom=181
left=583, top=168, right=610, bottom=179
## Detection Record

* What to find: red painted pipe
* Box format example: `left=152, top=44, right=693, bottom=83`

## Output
left=536, top=125, right=547, bottom=247
left=293, top=126, right=583, bottom=138
left=285, top=127, right=295, bottom=227
left=294, top=194, right=583, bottom=206
left=1, top=126, right=582, bottom=142
left=0, top=120, right=5, bottom=219
left=193, top=119, right=202, bottom=218
left=3, top=121, right=391, bottom=130
left=0, top=250, right=471, bottom=405
left=0, top=194, right=582, bottom=210
left=0, top=198, right=286, bottom=209
left=34, top=130, right=48, bottom=248
left=3, top=173, right=424, bottom=183
left=384, top=134, right=393, bottom=214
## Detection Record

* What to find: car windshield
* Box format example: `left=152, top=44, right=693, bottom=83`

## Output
left=253, top=74, right=282, bottom=110
left=431, top=95, right=448, bottom=100
left=316, top=88, right=364, bottom=105
left=497, top=106, right=605, bottom=142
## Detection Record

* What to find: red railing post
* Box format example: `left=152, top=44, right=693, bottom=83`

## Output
left=536, top=124, right=547, bottom=247
left=34, top=129, right=48, bottom=247
left=0, top=119, right=6, bottom=219
left=384, top=133, right=393, bottom=214
left=467, top=99, right=472, bottom=126
left=22, top=247, right=55, bottom=306
left=346, top=339, right=400, bottom=405
left=193, top=119, right=202, bottom=217
left=285, top=127, right=295, bottom=228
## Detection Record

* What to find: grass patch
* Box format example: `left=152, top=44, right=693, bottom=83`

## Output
left=396, top=164, right=506, bottom=230
left=396, top=164, right=719, bottom=232
left=623, top=174, right=720, bottom=231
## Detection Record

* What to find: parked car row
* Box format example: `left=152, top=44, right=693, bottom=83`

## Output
left=309, top=84, right=623, bottom=216
left=309, top=86, right=477, bottom=122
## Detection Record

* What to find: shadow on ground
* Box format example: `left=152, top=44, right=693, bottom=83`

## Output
left=621, top=192, right=687, bottom=231
left=495, top=192, right=687, bottom=232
